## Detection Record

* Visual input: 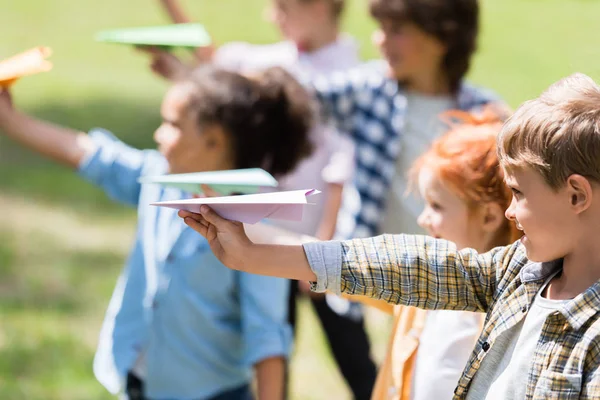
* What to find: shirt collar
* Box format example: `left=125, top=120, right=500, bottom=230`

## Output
left=520, top=258, right=600, bottom=330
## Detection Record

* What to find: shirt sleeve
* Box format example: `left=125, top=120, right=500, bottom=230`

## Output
left=213, top=42, right=251, bottom=72
left=303, top=234, right=523, bottom=313
left=77, top=128, right=154, bottom=207
left=239, top=272, right=293, bottom=367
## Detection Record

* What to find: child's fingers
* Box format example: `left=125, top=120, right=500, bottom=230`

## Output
left=199, top=205, right=229, bottom=227
left=183, top=217, right=208, bottom=237
left=178, top=210, right=206, bottom=224
left=200, top=184, right=220, bottom=197
left=135, top=45, right=161, bottom=55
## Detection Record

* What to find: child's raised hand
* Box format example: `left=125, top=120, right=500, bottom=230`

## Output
left=137, top=46, right=190, bottom=81
left=179, top=207, right=253, bottom=270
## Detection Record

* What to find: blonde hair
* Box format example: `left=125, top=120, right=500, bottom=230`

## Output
left=498, top=73, right=600, bottom=189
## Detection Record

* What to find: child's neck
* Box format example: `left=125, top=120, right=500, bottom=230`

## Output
left=404, top=66, right=451, bottom=96
left=295, top=24, right=339, bottom=53
left=550, top=240, right=600, bottom=300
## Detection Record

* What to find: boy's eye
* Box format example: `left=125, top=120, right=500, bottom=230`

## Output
left=511, top=188, right=522, bottom=197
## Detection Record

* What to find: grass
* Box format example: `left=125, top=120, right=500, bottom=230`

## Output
left=1, top=0, right=600, bottom=398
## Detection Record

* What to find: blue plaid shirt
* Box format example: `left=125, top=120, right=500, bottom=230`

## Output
left=311, top=61, right=502, bottom=239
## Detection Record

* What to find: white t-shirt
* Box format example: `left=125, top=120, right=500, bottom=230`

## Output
left=381, top=93, right=455, bottom=235
left=214, top=36, right=360, bottom=235
left=466, top=271, right=567, bottom=400
left=411, top=310, right=484, bottom=400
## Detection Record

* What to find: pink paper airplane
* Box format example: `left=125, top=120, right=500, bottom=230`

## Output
left=151, top=189, right=320, bottom=224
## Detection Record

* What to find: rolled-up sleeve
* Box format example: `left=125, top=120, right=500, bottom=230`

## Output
left=239, top=272, right=292, bottom=367
left=304, top=234, right=523, bottom=313
left=78, top=128, right=157, bottom=207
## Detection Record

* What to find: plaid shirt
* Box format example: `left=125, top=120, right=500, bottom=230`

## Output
left=311, top=61, right=502, bottom=239
left=305, top=235, right=600, bottom=399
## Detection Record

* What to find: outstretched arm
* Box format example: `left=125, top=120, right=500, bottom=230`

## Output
left=157, top=0, right=215, bottom=63
left=179, top=207, right=317, bottom=281
left=0, top=89, right=95, bottom=169
left=160, top=0, right=191, bottom=23
left=179, top=206, right=520, bottom=313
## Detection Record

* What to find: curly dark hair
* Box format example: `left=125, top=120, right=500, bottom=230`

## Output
left=369, top=0, right=479, bottom=93
left=183, top=65, right=314, bottom=177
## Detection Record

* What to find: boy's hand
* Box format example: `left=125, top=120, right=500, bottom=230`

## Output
left=137, top=46, right=190, bottom=81
left=179, top=207, right=253, bottom=270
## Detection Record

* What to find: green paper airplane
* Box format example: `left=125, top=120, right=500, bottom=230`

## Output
left=95, top=23, right=211, bottom=49
left=138, top=168, right=279, bottom=195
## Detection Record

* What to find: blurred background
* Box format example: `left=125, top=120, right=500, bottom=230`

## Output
left=1, top=0, right=599, bottom=399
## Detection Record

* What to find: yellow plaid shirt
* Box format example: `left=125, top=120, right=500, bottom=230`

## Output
left=305, top=234, right=600, bottom=399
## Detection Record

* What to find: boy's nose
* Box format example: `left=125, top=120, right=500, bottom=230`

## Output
left=154, top=126, right=165, bottom=144
left=505, top=199, right=516, bottom=221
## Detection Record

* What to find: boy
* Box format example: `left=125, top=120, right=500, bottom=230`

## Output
left=180, top=73, right=600, bottom=398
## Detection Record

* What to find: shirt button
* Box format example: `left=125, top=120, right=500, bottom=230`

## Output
left=521, top=305, right=528, bottom=313
left=482, top=341, right=491, bottom=352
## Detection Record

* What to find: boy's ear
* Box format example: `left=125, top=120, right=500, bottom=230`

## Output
left=566, top=174, right=593, bottom=214
left=481, top=202, right=506, bottom=234
left=202, top=124, right=229, bottom=150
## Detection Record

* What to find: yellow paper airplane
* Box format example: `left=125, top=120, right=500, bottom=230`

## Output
left=0, top=47, right=53, bottom=88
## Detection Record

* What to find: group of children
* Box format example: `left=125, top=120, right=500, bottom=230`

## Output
left=1, top=0, right=599, bottom=399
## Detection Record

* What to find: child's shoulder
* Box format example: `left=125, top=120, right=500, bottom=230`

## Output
left=214, top=41, right=297, bottom=71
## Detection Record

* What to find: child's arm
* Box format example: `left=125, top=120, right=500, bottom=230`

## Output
left=316, top=126, right=356, bottom=241
left=239, top=272, right=290, bottom=400
left=0, top=89, right=148, bottom=206
left=179, top=207, right=317, bottom=281
left=158, top=0, right=214, bottom=63
left=179, top=206, right=521, bottom=312
left=342, top=293, right=395, bottom=314
left=315, top=182, right=343, bottom=240
left=160, top=0, right=191, bottom=23
left=0, top=89, right=95, bottom=168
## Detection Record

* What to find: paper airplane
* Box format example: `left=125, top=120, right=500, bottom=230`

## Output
left=245, top=223, right=318, bottom=246
left=139, top=168, right=278, bottom=195
left=152, top=189, right=320, bottom=224
left=0, top=47, right=52, bottom=87
left=95, top=23, right=211, bottom=49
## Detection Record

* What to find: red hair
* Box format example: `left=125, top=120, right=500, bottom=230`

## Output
left=410, top=107, right=522, bottom=245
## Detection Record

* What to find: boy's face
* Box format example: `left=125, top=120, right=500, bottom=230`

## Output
left=267, top=0, right=333, bottom=46
left=155, top=85, right=234, bottom=174
left=372, top=18, right=447, bottom=84
left=504, top=166, right=577, bottom=262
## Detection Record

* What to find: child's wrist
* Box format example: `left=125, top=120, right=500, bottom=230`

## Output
left=241, top=242, right=263, bottom=272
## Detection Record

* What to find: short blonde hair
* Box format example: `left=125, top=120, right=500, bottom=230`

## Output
left=498, top=73, right=600, bottom=189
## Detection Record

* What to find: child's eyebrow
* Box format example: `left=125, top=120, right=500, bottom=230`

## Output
left=162, top=117, right=180, bottom=126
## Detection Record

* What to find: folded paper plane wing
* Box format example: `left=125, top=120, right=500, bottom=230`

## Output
left=0, top=47, right=52, bottom=87
left=95, top=23, right=211, bottom=48
left=151, top=189, right=320, bottom=224
left=139, top=168, right=278, bottom=195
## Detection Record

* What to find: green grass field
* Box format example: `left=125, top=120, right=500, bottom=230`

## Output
left=1, top=0, right=600, bottom=399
